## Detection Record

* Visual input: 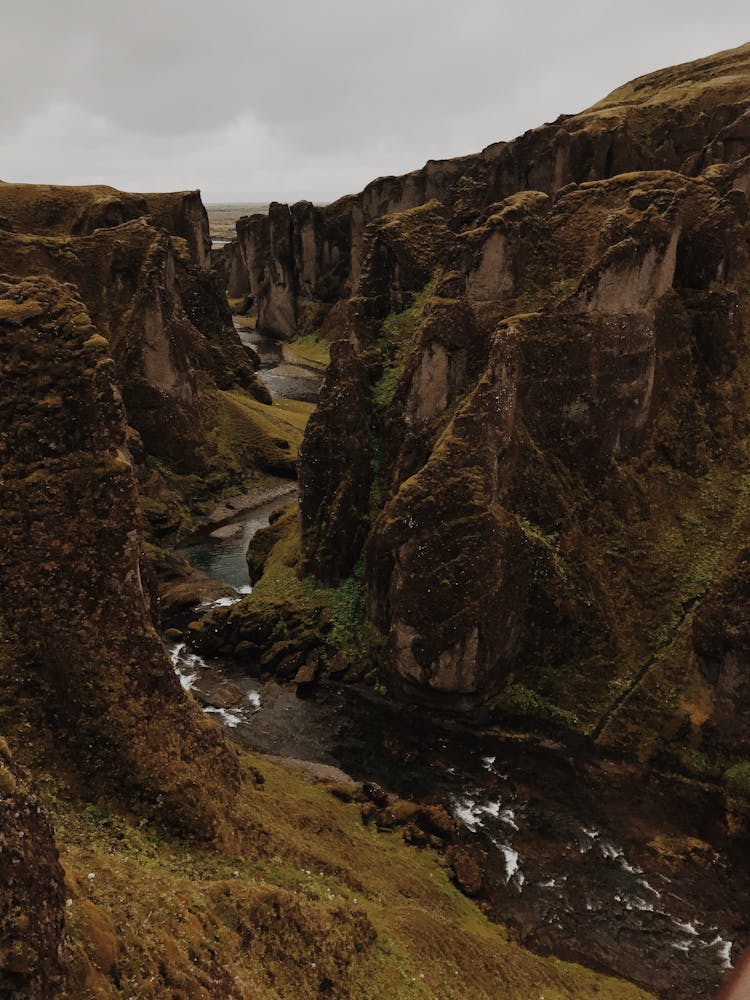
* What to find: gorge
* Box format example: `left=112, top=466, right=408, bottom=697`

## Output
left=2, top=38, right=750, bottom=1000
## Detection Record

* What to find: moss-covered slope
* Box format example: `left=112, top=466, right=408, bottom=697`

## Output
left=52, top=755, right=652, bottom=1000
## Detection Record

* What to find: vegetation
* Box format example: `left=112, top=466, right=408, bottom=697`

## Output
left=47, top=755, right=653, bottom=999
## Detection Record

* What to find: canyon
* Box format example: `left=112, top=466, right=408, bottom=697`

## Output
left=2, top=39, right=750, bottom=1000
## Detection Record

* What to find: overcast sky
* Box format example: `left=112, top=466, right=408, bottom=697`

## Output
left=1, top=1, right=747, bottom=204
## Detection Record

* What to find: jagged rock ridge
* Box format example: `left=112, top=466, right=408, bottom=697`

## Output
left=230, top=42, right=750, bottom=341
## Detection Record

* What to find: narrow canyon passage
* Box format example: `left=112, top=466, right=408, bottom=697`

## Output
left=166, top=388, right=747, bottom=1000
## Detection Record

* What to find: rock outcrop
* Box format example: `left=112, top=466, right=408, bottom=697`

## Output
left=692, top=545, right=750, bottom=753
left=298, top=340, right=373, bottom=584
left=0, top=182, right=211, bottom=268
left=0, top=275, right=240, bottom=840
left=232, top=43, right=750, bottom=785
left=0, top=739, right=67, bottom=997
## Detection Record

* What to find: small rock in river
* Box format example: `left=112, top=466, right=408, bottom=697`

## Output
left=194, top=683, right=245, bottom=709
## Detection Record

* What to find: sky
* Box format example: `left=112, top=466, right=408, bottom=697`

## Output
left=1, top=1, right=748, bottom=204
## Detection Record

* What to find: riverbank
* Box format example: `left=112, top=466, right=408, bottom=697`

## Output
left=162, top=486, right=747, bottom=1000
left=158, top=305, right=747, bottom=999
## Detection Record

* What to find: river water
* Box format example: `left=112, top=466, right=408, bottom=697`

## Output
left=234, top=315, right=322, bottom=403
left=164, top=323, right=747, bottom=999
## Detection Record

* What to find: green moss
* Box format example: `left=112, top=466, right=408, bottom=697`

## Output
left=194, top=388, right=313, bottom=498
left=724, top=762, right=750, bottom=797
left=82, top=333, right=109, bottom=351
left=0, top=764, right=18, bottom=796
left=329, top=556, right=366, bottom=650
left=0, top=298, right=44, bottom=325
left=287, top=331, right=331, bottom=368
left=373, top=278, right=437, bottom=411
left=678, top=747, right=716, bottom=780
left=496, top=683, right=581, bottom=732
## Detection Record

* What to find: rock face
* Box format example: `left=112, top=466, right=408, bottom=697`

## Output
left=0, top=183, right=294, bottom=543
left=231, top=43, right=750, bottom=340
left=236, top=199, right=353, bottom=339
left=0, top=740, right=67, bottom=998
left=0, top=274, right=240, bottom=840
left=0, top=182, right=211, bottom=268
left=0, top=223, right=259, bottom=465
left=249, top=43, right=750, bottom=774
left=692, top=547, right=750, bottom=754
left=298, top=340, right=373, bottom=584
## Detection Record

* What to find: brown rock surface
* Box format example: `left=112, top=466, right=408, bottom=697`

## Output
left=0, top=739, right=67, bottom=998
left=298, top=340, right=373, bottom=585
left=246, top=43, right=750, bottom=785
left=0, top=274, right=240, bottom=840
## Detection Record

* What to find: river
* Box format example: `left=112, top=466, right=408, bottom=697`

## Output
left=164, top=321, right=747, bottom=999
left=234, top=314, right=322, bottom=403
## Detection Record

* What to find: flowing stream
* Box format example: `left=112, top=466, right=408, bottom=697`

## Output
left=235, top=315, right=323, bottom=402
left=164, top=322, right=747, bottom=999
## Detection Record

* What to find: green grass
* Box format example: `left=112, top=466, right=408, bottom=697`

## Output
left=42, top=757, right=654, bottom=1000
left=287, top=332, right=331, bottom=368
left=373, top=278, right=437, bottom=410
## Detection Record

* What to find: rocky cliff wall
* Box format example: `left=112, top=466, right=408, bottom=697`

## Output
left=232, top=42, right=750, bottom=341
left=0, top=274, right=241, bottom=841
left=222, top=44, right=750, bottom=792
left=0, top=183, right=301, bottom=543
left=345, top=160, right=750, bottom=749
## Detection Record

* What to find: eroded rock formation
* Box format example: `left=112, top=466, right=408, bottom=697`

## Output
left=0, top=740, right=67, bottom=997
left=298, top=340, right=373, bottom=584
left=230, top=43, right=750, bottom=342
left=225, top=43, right=750, bottom=786
left=0, top=275, right=240, bottom=840
left=0, top=182, right=300, bottom=547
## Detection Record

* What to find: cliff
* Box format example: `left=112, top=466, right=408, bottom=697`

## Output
left=0, top=274, right=241, bottom=838
left=0, top=182, right=212, bottom=267
left=0, top=267, right=647, bottom=999
left=215, top=42, right=750, bottom=799
left=231, top=42, right=750, bottom=340
left=0, top=182, right=307, bottom=546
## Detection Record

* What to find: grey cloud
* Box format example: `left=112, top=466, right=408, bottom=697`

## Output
left=1, top=0, right=748, bottom=201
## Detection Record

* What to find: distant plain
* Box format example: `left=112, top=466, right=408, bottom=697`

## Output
left=206, top=202, right=268, bottom=240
